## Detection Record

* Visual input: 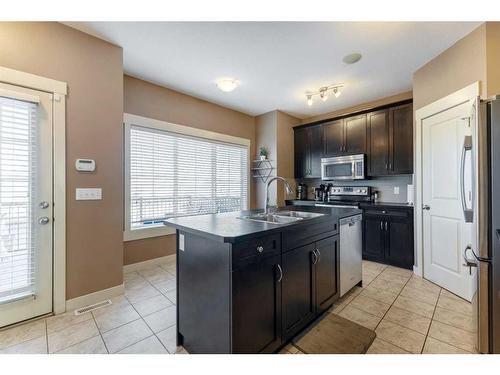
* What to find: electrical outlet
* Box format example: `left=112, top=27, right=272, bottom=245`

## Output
left=76, top=188, right=102, bottom=200
left=394, top=187, right=400, bottom=195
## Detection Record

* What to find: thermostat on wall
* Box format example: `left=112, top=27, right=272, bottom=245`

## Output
left=75, top=159, right=95, bottom=172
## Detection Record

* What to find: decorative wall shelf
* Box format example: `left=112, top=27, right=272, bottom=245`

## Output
left=251, top=159, right=274, bottom=183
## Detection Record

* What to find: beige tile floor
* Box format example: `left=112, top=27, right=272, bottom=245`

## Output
left=1, top=258, right=477, bottom=354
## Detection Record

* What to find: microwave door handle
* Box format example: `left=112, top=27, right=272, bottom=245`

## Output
left=460, top=135, right=473, bottom=223
left=352, top=161, right=356, bottom=179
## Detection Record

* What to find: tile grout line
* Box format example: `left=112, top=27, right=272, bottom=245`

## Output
left=91, top=311, right=110, bottom=354
left=420, top=287, right=441, bottom=354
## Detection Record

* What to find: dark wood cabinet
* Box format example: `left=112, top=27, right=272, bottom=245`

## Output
left=282, top=234, right=339, bottom=340
left=367, top=109, right=389, bottom=176
left=389, top=103, right=413, bottom=175
left=232, top=254, right=282, bottom=353
left=323, top=115, right=367, bottom=157
left=314, top=236, right=338, bottom=313
left=362, top=206, right=414, bottom=269
left=367, top=103, right=413, bottom=176
left=282, top=244, right=315, bottom=340
left=344, top=114, right=367, bottom=155
left=294, top=125, right=322, bottom=179
left=323, top=119, right=344, bottom=156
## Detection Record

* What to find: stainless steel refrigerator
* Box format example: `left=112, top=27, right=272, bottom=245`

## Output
left=468, top=97, right=500, bottom=353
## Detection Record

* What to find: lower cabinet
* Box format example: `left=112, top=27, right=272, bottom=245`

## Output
left=282, top=235, right=339, bottom=341
left=362, top=207, right=414, bottom=269
left=232, top=254, right=282, bottom=354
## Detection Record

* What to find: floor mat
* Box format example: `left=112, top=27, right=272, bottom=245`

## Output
left=292, top=313, right=376, bottom=354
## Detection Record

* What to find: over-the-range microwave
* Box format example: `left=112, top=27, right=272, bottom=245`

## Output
left=321, top=154, right=366, bottom=181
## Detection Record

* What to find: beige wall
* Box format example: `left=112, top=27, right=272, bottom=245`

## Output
left=0, top=22, right=124, bottom=299
left=276, top=111, right=300, bottom=206
left=486, top=22, right=500, bottom=97
left=413, top=24, right=487, bottom=110
left=301, top=91, right=413, bottom=124
left=255, top=111, right=278, bottom=208
left=123, top=75, right=256, bottom=265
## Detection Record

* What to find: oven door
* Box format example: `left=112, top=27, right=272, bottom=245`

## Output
left=321, top=160, right=355, bottom=180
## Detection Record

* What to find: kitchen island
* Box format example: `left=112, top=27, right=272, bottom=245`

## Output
left=164, top=205, right=362, bottom=354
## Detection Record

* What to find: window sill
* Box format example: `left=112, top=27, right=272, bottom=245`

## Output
left=123, top=226, right=176, bottom=242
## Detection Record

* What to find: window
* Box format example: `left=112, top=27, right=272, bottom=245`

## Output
left=124, top=114, right=249, bottom=241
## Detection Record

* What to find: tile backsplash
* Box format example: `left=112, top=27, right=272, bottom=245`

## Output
left=297, top=175, right=413, bottom=204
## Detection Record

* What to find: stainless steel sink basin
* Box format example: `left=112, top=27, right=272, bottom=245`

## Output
left=238, top=211, right=324, bottom=225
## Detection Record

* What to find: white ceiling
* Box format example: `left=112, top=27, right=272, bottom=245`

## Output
left=66, top=22, right=481, bottom=119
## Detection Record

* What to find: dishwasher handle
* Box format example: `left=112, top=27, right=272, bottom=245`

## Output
left=340, top=214, right=362, bottom=226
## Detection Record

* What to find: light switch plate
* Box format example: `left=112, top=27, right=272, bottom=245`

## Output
left=76, top=188, right=102, bottom=200
left=394, top=187, right=400, bottom=195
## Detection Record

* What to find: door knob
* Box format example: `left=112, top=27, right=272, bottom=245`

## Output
left=39, top=217, right=50, bottom=225
left=39, top=201, right=50, bottom=209
left=422, top=205, right=430, bottom=210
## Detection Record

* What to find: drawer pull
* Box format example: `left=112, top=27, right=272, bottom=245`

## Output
left=257, top=246, right=264, bottom=253
left=277, top=264, right=283, bottom=283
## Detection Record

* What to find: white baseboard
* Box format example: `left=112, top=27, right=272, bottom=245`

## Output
left=65, top=284, right=124, bottom=312
left=123, top=254, right=176, bottom=273
left=413, top=265, right=423, bottom=277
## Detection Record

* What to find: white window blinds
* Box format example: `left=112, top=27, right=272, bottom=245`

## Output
left=129, top=125, right=248, bottom=230
left=0, top=96, right=38, bottom=303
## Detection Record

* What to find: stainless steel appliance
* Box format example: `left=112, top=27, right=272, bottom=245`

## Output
left=466, top=97, right=500, bottom=353
left=339, top=214, right=363, bottom=297
left=296, top=183, right=307, bottom=200
left=315, top=186, right=371, bottom=209
left=321, top=154, right=365, bottom=181
left=314, top=184, right=326, bottom=202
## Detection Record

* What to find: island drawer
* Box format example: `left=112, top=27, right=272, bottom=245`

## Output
left=282, top=220, right=338, bottom=252
left=363, top=208, right=411, bottom=218
left=232, top=233, right=281, bottom=268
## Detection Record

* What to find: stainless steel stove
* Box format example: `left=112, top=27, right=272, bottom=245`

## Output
left=315, top=186, right=372, bottom=208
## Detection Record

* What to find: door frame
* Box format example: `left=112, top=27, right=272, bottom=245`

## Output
left=414, top=82, right=479, bottom=277
left=0, top=66, right=67, bottom=314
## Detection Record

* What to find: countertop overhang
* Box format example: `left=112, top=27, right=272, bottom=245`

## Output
left=164, top=205, right=362, bottom=243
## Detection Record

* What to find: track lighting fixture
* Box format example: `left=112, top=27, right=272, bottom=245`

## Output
left=305, top=84, right=343, bottom=106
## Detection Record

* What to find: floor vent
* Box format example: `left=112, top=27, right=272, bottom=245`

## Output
left=74, top=299, right=112, bottom=315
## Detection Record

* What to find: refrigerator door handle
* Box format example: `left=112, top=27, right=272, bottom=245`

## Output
left=460, top=135, right=473, bottom=223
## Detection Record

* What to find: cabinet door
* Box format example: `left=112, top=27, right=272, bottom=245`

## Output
left=323, top=119, right=344, bottom=157
left=308, top=125, right=323, bottom=178
left=315, top=236, right=339, bottom=313
left=367, top=110, right=389, bottom=176
left=385, top=217, right=414, bottom=269
left=362, top=216, right=385, bottom=262
left=294, top=127, right=309, bottom=178
left=344, top=114, right=367, bottom=155
left=232, top=254, right=282, bottom=353
left=389, top=103, right=413, bottom=174
left=282, top=244, right=315, bottom=340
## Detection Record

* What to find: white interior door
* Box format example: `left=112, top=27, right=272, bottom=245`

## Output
left=0, top=83, right=53, bottom=327
left=422, top=101, right=475, bottom=301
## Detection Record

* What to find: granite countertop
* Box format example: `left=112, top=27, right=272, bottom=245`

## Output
left=164, top=205, right=362, bottom=243
left=286, top=199, right=413, bottom=209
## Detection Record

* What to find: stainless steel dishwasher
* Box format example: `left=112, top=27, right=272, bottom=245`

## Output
left=339, top=214, right=363, bottom=297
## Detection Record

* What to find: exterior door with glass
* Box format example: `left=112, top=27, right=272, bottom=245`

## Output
left=0, top=82, right=53, bottom=327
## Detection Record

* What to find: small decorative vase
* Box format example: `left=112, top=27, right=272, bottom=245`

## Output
left=260, top=155, right=266, bottom=160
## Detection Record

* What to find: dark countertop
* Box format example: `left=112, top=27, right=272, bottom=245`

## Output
left=286, top=199, right=413, bottom=210
left=164, top=205, right=362, bottom=243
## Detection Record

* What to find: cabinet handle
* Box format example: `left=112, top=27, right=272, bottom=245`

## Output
left=316, top=248, right=321, bottom=263
left=276, top=264, right=283, bottom=283
left=385, top=162, right=388, bottom=170
left=257, top=245, right=264, bottom=253
left=389, top=162, right=392, bottom=170
left=385, top=221, right=388, bottom=231
left=312, top=250, right=318, bottom=265
left=380, top=221, right=383, bottom=230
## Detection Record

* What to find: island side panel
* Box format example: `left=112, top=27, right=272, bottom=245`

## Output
left=177, top=230, right=232, bottom=353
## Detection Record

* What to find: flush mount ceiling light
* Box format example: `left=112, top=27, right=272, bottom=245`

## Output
left=305, top=84, right=343, bottom=107
left=216, top=78, right=240, bottom=92
left=342, top=53, right=362, bottom=65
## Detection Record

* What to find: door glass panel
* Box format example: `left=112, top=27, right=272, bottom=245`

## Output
left=324, top=163, right=352, bottom=178
left=0, top=96, right=38, bottom=303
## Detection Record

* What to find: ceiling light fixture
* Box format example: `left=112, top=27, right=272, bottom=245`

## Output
left=216, top=78, right=240, bottom=92
left=305, top=84, right=343, bottom=107
left=342, top=53, right=362, bottom=65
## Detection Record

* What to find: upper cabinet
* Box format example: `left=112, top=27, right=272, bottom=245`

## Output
left=323, top=115, right=367, bottom=157
left=367, top=103, right=413, bottom=176
left=294, top=125, right=322, bottom=179
left=294, top=101, right=413, bottom=179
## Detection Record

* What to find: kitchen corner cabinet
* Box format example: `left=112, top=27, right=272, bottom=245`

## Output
left=368, top=103, right=413, bottom=176
left=294, top=125, right=322, bottom=179
left=362, top=206, right=414, bottom=269
left=323, top=115, right=367, bottom=157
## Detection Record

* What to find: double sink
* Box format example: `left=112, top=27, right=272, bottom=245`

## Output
left=239, top=210, right=324, bottom=224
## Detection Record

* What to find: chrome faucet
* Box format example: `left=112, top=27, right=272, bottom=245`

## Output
left=264, top=176, right=293, bottom=215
